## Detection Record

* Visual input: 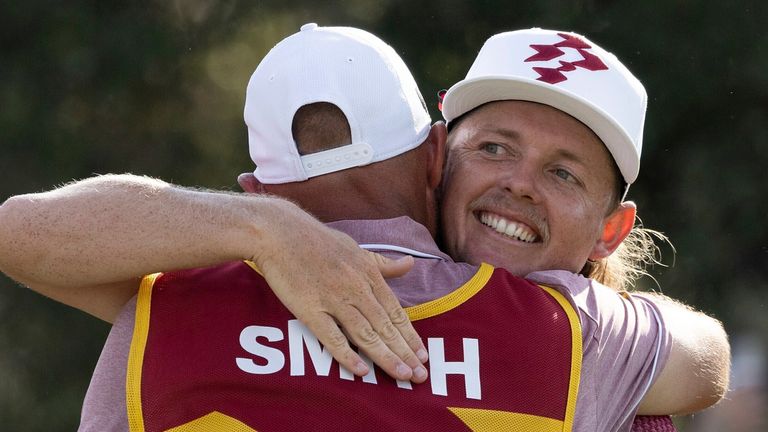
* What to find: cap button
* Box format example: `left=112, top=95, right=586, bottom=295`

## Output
left=300, top=23, right=318, bottom=32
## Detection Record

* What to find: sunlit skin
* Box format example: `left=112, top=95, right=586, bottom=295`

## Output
left=440, top=100, right=635, bottom=276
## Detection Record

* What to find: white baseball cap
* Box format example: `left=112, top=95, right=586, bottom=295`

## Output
left=442, top=28, right=647, bottom=185
left=244, top=23, right=431, bottom=184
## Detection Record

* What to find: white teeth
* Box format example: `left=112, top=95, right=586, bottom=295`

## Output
left=515, top=226, right=524, bottom=239
left=522, top=231, right=533, bottom=242
left=496, top=218, right=507, bottom=233
left=479, top=212, right=537, bottom=243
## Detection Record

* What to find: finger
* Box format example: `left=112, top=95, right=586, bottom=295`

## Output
left=368, top=275, right=429, bottom=365
left=338, top=305, right=416, bottom=382
left=384, top=296, right=429, bottom=364
left=303, top=313, right=370, bottom=377
left=348, top=295, right=428, bottom=383
left=370, top=252, right=414, bottom=279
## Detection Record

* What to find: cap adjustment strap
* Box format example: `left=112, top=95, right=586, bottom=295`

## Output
left=301, top=142, right=374, bottom=178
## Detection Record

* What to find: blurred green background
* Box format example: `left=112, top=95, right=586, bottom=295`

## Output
left=1, top=1, right=766, bottom=430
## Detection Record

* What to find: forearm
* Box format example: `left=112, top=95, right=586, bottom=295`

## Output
left=638, top=293, right=730, bottom=414
left=0, top=174, right=305, bottom=316
left=0, top=173, right=430, bottom=382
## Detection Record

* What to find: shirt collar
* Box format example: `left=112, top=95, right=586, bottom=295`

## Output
left=326, top=217, right=453, bottom=261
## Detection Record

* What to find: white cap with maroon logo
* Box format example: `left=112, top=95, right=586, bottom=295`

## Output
left=442, top=28, right=646, bottom=185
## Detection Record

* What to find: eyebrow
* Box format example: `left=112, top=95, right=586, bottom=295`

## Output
left=482, top=126, right=521, bottom=142
left=553, top=148, right=588, bottom=167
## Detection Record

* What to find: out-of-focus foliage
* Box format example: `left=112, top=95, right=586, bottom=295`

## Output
left=1, top=1, right=766, bottom=430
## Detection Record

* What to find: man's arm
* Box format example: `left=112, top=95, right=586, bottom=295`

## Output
left=637, top=293, right=730, bottom=415
left=0, top=174, right=428, bottom=382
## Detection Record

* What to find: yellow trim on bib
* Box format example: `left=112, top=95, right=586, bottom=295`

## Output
left=243, top=260, right=263, bottom=276
left=126, top=273, right=162, bottom=432
left=405, top=263, right=494, bottom=321
left=539, top=285, right=582, bottom=432
left=245, top=260, right=494, bottom=323
left=165, top=411, right=257, bottom=432
left=449, top=407, right=565, bottom=432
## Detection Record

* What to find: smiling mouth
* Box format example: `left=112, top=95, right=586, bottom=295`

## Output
left=478, top=211, right=540, bottom=243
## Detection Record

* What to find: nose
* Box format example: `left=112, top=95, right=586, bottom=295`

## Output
left=501, top=163, right=540, bottom=203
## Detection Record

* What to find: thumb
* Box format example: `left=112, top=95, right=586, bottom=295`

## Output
left=370, top=252, right=414, bottom=279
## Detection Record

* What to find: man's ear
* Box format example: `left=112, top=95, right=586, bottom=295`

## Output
left=237, top=172, right=266, bottom=194
left=589, top=201, right=637, bottom=259
left=421, top=121, right=448, bottom=238
left=425, top=121, right=447, bottom=190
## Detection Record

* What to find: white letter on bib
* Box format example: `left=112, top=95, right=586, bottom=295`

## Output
left=236, top=325, right=285, bottom=374
left=288, top=319, right=333, bottom=376
left=428, top=338, right=481, bottom=400
left=340, top=351, right=378, bottom=383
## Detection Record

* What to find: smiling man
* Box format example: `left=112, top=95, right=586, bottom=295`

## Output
left=437, top=29, right=729, bottom=426
left=439, top=29, right=642, bottom=281
left=440, top=101, right=631, bottom=277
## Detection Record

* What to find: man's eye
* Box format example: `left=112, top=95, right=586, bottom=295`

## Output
left=483, top=143, right=501, bottom=154
left=554, top=168, right=576, bottom=182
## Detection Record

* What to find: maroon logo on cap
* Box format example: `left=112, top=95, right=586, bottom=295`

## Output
left=525, top=33, right=608, bottom=84
left=437, top=89, right=447, bottom=112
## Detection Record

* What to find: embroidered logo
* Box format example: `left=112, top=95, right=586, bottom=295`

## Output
left=525, top=33, right=608, bottom=84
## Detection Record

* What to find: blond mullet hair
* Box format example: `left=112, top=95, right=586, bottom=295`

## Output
left=581, top=220, right=672, bottom=292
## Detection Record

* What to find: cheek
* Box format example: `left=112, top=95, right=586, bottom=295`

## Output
left=550, top=201, right=604, bottom=255
left=559, top=201, right=592, bottom=232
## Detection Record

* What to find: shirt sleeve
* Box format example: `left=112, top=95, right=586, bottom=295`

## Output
left=590, top=287, right=672, bottom=431
left=78, top=296, right=134, bottom=432
left=525, top=270, right=672, bottom=431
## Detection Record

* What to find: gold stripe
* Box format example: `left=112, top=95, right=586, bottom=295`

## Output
left=404, top=263, right=494, bottom=321
left=539, top=285, right=582, bottom=432
left=449, top=407, right=564, bottom=431
left=245, top=260, right=494, bottom=322
left=165, top=411, right=257, bottom=432
left=126, top=273, right=162, bottom=432
left=243, top=260, right=263, bottom=276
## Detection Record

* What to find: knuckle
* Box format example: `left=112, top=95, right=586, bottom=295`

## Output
left=371, top=252, right=389, bottom=265
left=377, top=321, right=399, bottom=343
left=388, top=307, right=410, bottom=326
left=324, top=329, right=350, bottom=349
left=355, top=325, right=380, bottom=346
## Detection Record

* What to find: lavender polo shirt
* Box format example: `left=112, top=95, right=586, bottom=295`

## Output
left=78, top=217, right=670, bottom=432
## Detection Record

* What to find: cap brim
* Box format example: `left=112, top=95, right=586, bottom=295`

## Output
left=442, top=76, right=639, bottom=184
